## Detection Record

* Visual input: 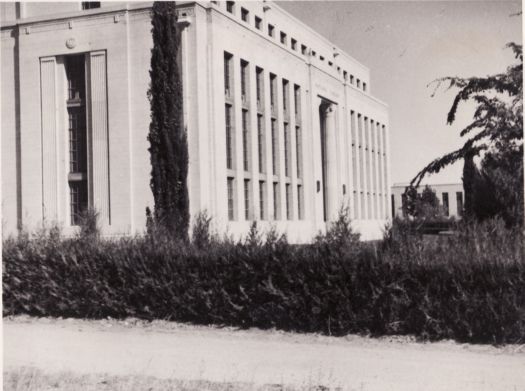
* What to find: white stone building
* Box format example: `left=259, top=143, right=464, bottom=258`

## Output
left=1, top=1, right=390, bottom=241
left=391, top=182, right=464, bottom=219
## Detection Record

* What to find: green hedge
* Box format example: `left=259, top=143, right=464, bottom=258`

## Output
left=3, top=218, right=524, bottom=344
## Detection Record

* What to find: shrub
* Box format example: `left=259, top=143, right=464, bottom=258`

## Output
left=3, top=217, right=524, bottom=344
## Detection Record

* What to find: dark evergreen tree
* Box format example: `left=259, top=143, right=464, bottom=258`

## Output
left=411, top=43, right=523, bottom=226
left=147, top=1, right=189, bottom=240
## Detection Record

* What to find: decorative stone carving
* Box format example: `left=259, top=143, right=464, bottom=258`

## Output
left=66, top=37, right=76, bottom=49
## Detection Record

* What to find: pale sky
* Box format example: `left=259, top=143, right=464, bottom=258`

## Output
left=277, top=0, right=522, bottom=185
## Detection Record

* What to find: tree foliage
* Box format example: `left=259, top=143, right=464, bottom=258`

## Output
left=402, top=185, right=445, bottom=220
left=410, top=43, right=523, bottom=226
left=147, top=1, right=189, bottom=240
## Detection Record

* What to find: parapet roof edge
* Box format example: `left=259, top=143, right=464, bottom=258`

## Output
left=264, top=0, right=370, bottom=73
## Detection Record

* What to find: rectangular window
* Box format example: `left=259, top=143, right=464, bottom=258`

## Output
left=224, top=52, right=233, bottom=97
left=225, top=104, right=233, bottom=169
left=343, top=70, right=348, bottom=81
left=240, top=59, right=248, bottom=103
left=280, top=31, right=287, bottom=45
left=350, top=75, right=354, bottom=85
left=81, top=2, right=100, bottom=10
left=442, top=192, right=449, bottom=216
left=363, top=82, right=367, bottom=92
left=241, top=7, right=249, bottom=22
left=270, top=73, right=277, bottom=114
left=273, top=182, right=279, bottom=220
left=65, top=55, right=88, bottom=225
left=268, top=24, right=274, bottom=37
left=291, top=38, right=297, bottom=50
left=226, top=1, right=235, bottom=14
left=284, top=122, right=290, bottom=177
left=391, top=194, right=395, bottom=218
left=294, top=85, right=301, bottom=118
left=242, top=109, right=249, bottom=171
left=456, top=191, right=463, bottom=216
left=295, top=126, right=302, bottom=179
left=255, top=15, right=262, bottom=30
left=297, top=184, right=304, bottom=220
left=301, top=44, right=307, bottom=55
left=285, top=184, right=292, bottom=220
left=227, top=177, right=235, bottom=220
left=259, top=181, right=266, bottom=220
left=256, top=67, right=263, bottom=107
left=271, top=119, right=278, bottom=175
left=69, top=181, right=88, bottom=225
left=244, top=179, right=251, bottom=220
left=257, top=114, right=265, bottom=173
left=282, top=79, right=289, bottom=113
left=356, top=79, right=361, bottom=88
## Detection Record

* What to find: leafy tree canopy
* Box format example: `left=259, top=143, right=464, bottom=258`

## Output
left=409, top=43, right=523, bottom=226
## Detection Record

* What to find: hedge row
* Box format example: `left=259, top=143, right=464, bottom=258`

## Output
left=3, top=218, right=524, bottom=344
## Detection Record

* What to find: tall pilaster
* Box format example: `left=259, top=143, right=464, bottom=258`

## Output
left=89, top=50, right=110, bottom=226
left=40, top=57, right=58, bottom=222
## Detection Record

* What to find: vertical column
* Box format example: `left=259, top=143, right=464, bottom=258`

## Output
left=89, top=51, right=110, bottom=225
left=40, top=57, right=58, bottom=221
left=377, top=121, right=384, bottom=219
left=358, top=114, right=366, bottom=219
left=325, top=105, right=339, bottom=221
left=383, top=125, right=390, bottom=219
left=373, top=120, right=380, bottom=220
left=350, top=111, right=360, bottom=219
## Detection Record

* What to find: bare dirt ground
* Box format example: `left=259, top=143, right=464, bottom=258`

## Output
left=4, top=316, right=525, bottom=391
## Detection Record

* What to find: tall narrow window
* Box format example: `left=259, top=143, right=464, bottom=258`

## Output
left=227, top=177, right=235, bottom=220
left=66, top=55, right=88, bottom=225
left=285, top=184, right=292, bottom=220
left=225, top=104, right=233, bottom=169
left=442, top=192, right=449, bottom=216
left=257, top=114, right=265, bottom=173
left=391, top=194, right=395, bottom=218
left=297, top=184, right=304, bottom=220
left=224, top=52, right=233, bottom=97
left=456, top=191, right=463, bottom=216
left=294, top=85, right=301, bottom=118
left=273, top=182, right=279, bottom=220
left=259, top=181, right=266, bottom=220
left=256, top=67, right=263, bottom=107
left=242, top=109, right=249, bottom=171
left=240, top=59, right=248, bottom=103
left=270, top=73, right=277, bottom=114
left=295, top=126, right=302, bottom=179
left=226, top=1, right=235, bottom=14
left=284, top=123, right=290, bottom=177
left=244, top=179, right=251, bottom=220
left=271, top=119, right=278, bottom=175
left=282, top=79, right=289, bottom=113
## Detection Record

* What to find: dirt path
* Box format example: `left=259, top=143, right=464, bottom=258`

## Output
left=4, top=317, right=525, bottom=391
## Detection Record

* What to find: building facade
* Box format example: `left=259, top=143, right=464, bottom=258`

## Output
left=1, top=1, right=390, bottom=242
left=391, top=183, right=464, bottom=219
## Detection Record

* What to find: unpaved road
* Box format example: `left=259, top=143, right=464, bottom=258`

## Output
left=4, top=317, right=525, bottom=391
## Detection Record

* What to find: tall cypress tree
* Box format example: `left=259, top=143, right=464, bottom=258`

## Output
left=148, top=1, right=189, bottom=240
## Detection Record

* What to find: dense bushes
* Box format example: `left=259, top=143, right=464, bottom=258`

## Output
left=3, top=216, right=524, bottom=344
